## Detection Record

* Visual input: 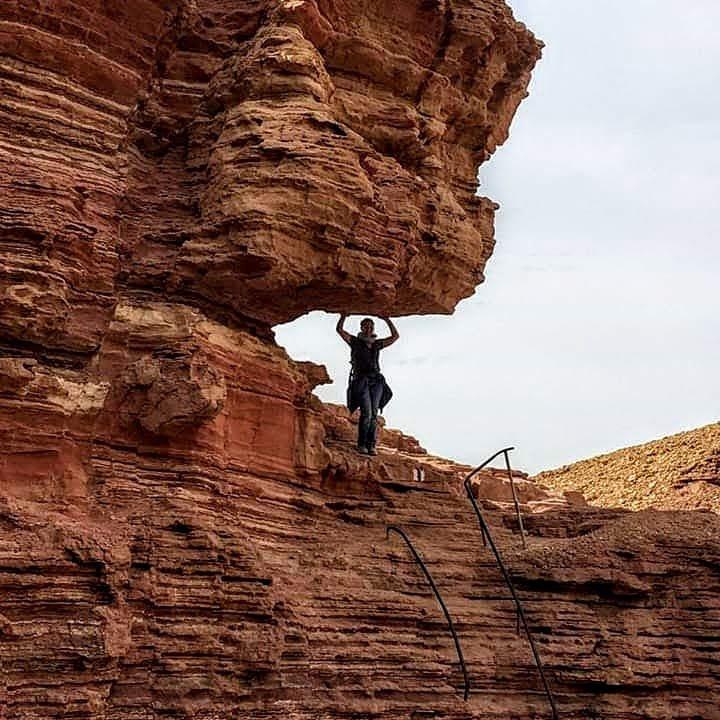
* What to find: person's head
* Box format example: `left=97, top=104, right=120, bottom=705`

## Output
left=360, top=317, right=375, bottom=336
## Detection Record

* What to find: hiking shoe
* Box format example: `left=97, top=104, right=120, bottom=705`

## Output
left=367, top=446, right=378, bottom=456
left=357, top=445, right=369, bottom=455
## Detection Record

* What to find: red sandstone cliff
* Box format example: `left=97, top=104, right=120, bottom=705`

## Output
left=1, top=2, right=719, bottom=719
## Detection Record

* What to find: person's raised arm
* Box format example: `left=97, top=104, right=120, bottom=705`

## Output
left=379, top=316, right=399, bottom=347
left=336, top=313, right=352, bottom=345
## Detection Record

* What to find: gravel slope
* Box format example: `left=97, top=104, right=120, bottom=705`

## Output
left=534, top=422, right=720, bottom=512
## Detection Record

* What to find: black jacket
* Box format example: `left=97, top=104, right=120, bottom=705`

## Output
left=346, top=336, right=393, bottom=412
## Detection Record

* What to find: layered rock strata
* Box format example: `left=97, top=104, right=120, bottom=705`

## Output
left=2, top=2, right=719, bottom=720
left=1, top=0, right=541, bottom=352
left=2, top=416, right=719, bottom=719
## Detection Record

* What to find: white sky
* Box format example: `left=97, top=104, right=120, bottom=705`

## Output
left=276, top=0, right=720, bottom=474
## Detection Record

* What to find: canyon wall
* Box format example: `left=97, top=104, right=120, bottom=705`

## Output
left=1, top=2, right=719, bottom=719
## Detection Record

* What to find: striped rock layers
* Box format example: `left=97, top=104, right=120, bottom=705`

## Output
left=2, top=2, right=719, bottom=720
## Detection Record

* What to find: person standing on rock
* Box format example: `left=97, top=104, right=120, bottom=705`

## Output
left=336, top=314, right=398, bottom=456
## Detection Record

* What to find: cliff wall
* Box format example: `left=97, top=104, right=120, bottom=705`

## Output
left=1, top=2, right=719, bottom=719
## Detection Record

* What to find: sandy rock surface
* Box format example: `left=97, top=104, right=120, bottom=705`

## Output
left=535, top=422, right=720, bottom=513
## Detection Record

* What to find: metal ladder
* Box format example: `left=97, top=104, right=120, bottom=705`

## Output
left=464, top=448, right=559, bottom=719
left=386, top=447, right=559, bottom=718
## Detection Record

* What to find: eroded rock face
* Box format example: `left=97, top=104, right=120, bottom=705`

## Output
left=121, top=0, right=542, bottom=325
left=0, top=0, right=171, bottom=353
left=2, top=433, right=719, bottom=719
left=117, top=354, right=226, bottom=435
left=1, top=0, right=540, bottom=352
left=3, top=2, right=718, bottom=720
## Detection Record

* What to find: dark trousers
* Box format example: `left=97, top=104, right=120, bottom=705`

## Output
left=357, top=375, right=384, bottom=449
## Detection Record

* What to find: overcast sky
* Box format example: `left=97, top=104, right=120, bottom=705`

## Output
left=276, top=0, right=720, bottom=474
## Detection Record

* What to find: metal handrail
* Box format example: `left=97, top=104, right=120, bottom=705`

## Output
left=386, top=525, right=471, bottom=701
left=463, top=471, right=559, bottom=719
left=465, top=446, right=526, bottom=548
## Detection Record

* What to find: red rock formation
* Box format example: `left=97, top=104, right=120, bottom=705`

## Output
left=118, top=0, right=542, bottom=325
left=1, top=0, right=540, bottom=352
left=2, top=2, right=719, bottom=720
